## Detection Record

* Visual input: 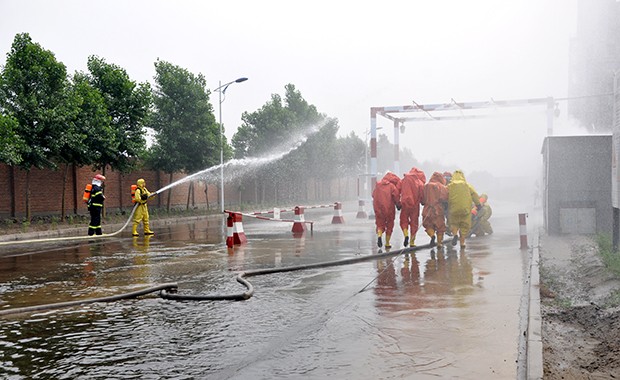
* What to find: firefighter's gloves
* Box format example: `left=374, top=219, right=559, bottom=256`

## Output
left=141, top=193, right=148, bottom=201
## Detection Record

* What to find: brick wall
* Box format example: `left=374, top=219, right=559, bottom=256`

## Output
left=0, top=164, right=359, bottom=219
left=0, top=164, right=219, bottom=219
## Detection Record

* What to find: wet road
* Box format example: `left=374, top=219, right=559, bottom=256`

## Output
left=0, top=200, right=530, bottom=379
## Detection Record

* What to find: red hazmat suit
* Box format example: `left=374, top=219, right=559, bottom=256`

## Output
left=372, top=172, right=401, bottom=244
left=399, top=167, right=426, bottom=245
left=422, top=172, right=448, bottom=245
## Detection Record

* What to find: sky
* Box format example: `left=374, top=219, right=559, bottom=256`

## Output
left=0, top=0, right=583, bottom=177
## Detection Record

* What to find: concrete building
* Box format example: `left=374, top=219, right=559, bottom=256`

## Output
left=541, top=135, right=612, bottom=234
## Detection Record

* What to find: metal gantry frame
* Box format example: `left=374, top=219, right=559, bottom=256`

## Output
left=367, top=96, right=556, bottom=197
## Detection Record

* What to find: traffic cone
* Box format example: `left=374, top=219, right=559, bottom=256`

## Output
left=331, top=202, right=345, bottom=224
left=226, top=212, right=247, bottom=248
left=356, top=199, right=368, bottom=219
left=292, top=206, right=306, bottom=235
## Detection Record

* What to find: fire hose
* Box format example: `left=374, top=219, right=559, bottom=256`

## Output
left=160, top=242, right=433, bottom=301
left=0, top=243, right=438, bottom=316
left=0, top=203, right=140, bottom=247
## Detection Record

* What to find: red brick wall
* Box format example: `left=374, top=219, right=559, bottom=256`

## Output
left=0, top=164, right=219, bottom=219
left=0, top=164, right=359, bottom=219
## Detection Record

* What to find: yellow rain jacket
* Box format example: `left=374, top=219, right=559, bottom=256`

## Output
left=447, top=170, right=481, bottom=234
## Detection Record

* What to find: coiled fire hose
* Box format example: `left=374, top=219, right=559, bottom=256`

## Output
left=0, top=243, right=439, bottom=317
left=160, top=243, right=433, bottom=301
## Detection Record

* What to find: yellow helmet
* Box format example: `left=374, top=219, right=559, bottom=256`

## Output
left=137, top=178, right=145, bottom=187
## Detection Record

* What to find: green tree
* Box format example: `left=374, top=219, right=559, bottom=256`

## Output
left=332, top=131, right=365, bottom=198
left=55, top=72, right=114, bottom=218
left=86, top=56, right=152, bottom=175
left=232, top=84, right=340, bottom=204
left=0, top=114, right=25, bottom=166
left=0, top=33, right=70, bottom=219
left=148, top=60, right=218, bottom=211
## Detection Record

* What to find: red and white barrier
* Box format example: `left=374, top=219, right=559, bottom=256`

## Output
left=292, top=206, right=306, bottom=234
left=226, top=212, right=247, bottom=248
left=519, top=213, right=528, bottom=249
left=331, top=202, right=345, bottom=224
left=356, top=199, right=367, bottom=219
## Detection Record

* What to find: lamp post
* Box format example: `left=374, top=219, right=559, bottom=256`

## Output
left=215, top=77, right=248, bottom=213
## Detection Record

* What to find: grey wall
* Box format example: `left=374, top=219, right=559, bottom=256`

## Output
left=542, top=135, right=612, bottom=235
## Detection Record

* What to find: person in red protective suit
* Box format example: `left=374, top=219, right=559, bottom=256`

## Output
left=399, top=167, right=426, bottom=247
left=372, top=172, right=401, bottom=248
left=447, top=170, right=481, bottom=249
left=422, top=172, right=448, bottom=247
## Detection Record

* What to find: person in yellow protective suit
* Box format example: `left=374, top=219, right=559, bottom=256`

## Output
left=133, top=178, right=155, bottom=237
left=470, top=193, right=493, bottom=237
left=447, top=170, right=481, bottom=249
left=372, top=172, right=401, bottom=248
left=399, top=167, right=426, bottom=247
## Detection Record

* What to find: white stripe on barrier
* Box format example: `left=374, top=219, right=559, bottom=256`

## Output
left=237, top=212, right=313, bottom=225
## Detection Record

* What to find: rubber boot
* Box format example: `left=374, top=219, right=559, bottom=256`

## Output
left=430, top=235, right=435, bottom=247
left=451, top=229, right=459, bottom=246
left=132, top=223, right=139, bottom=237
left=385, top=234, right=392, bottom=249
left=403, top=229, right=409, bottom=247
left=437, top=232, right=444, bottom=248
left=460, top=234, right=466, bottom=249
left=410, top=236, right=415, bottom=247
left=377, top=232, right=383, bottom=248
left=144, top=222, right=154, bottom=235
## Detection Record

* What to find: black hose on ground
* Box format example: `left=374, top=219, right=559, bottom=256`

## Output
left=160, top=242, right=437, bottom=302
left=0, top=241, right=444, bottom=314
left=0, top=282, right=178, bottom=317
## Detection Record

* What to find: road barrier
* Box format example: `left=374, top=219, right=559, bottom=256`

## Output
left=519, top=213, right=528, bottom=249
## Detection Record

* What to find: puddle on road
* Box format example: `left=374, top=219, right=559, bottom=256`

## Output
left=0, top=211, right=524, bottom=379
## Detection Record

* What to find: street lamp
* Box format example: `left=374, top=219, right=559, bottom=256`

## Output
left=215, top=77, right=248, bottom=213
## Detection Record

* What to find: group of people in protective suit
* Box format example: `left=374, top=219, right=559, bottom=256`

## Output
left=372, top=168, right=492, bottom=250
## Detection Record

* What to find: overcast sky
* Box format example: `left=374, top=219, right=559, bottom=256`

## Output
left=0, top=0, right=581, bottom=177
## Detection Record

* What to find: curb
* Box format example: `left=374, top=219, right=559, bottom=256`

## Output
left=527, top=233, right=543, bottom=379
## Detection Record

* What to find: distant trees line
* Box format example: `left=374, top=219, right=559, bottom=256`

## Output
left=0, top=33, right=370, bottom=220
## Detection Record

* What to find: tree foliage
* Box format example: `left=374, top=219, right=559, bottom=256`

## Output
left=148, top=60, right=218, bottom=174
left=230, top=84, right=362, bottom=203
left=86, top=55, right=152, bottom=173
left=147, top=60, right=219, bottom=210
left=0, top=33, right=70, bottom=171
left=67, top=72, right=115, bottom=167
left=0, top=114, right=25, bottom=165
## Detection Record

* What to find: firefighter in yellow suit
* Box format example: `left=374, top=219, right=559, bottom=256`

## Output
left=133, top=178, right=155, bottom=237
left=447, top=170, right=481, bottom=249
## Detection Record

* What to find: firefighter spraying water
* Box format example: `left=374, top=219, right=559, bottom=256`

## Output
left=132, top=178, right=156, bottom=237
